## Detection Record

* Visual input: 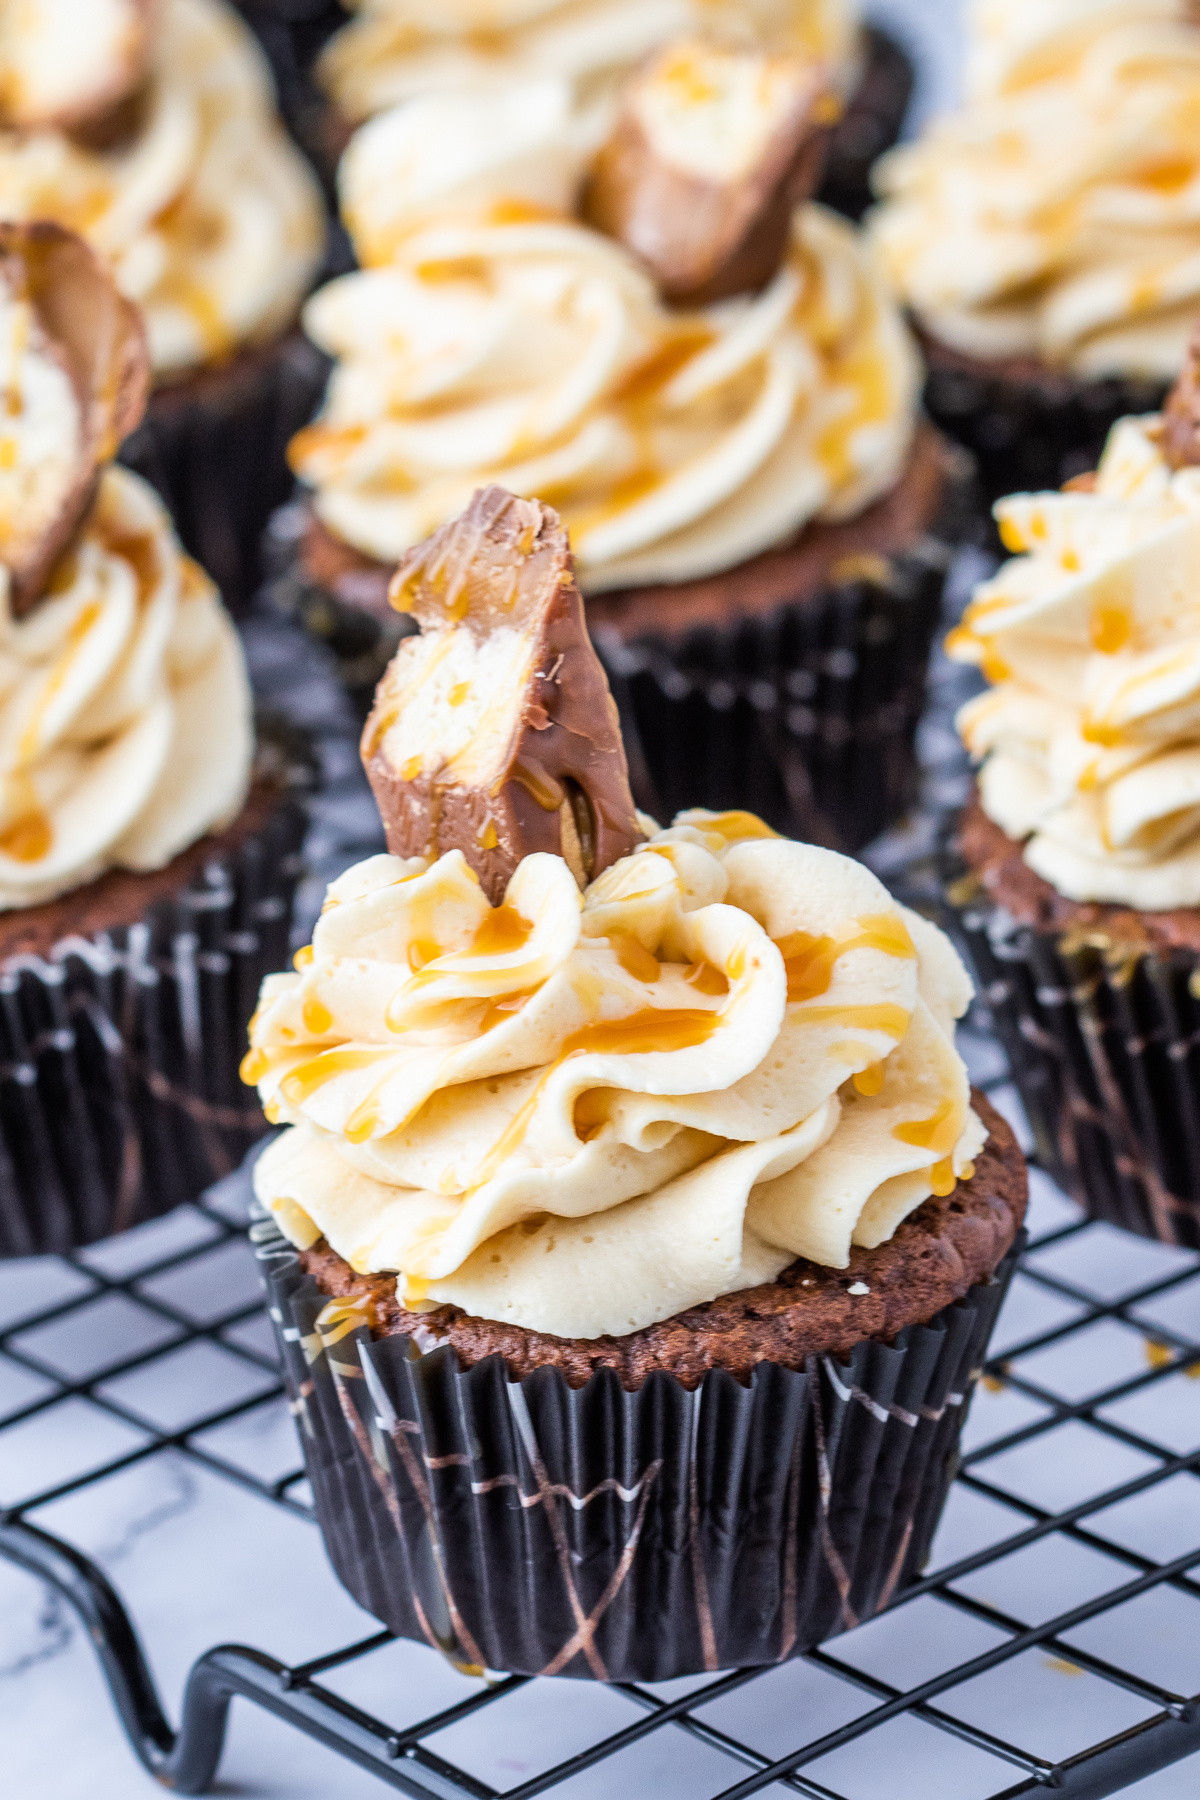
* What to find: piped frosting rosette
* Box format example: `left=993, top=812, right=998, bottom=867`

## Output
left=292, top=98, right=917, bottom=590
left=950, top=412, right=1200, bottom=907
left=248, top=811, right=985, bottom=1340
left=318, top=0, right=861, bottom=134
left=0, top=0, right=324, bottom=379
left=870, top=0, right=1200, bottom=377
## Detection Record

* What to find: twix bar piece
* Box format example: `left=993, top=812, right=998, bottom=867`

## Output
left=362, top=486, right=645, bottom=903
left=584, top=37, right=836, bottom=306
left=0, top=221, right=149, bottom=617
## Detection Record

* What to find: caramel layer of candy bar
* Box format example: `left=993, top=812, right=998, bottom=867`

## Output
left=584, top=38, right=834, bottom=306
left=363, top=486, right=644, bottom=902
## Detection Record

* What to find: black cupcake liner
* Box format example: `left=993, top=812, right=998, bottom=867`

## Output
left=819, top=27, right=914, bottom=224
left=921, top=343, right=1167, bottom=519
left=0, top=772, right=307, bottom=1258
left=119, top=333, right=331, bottom=619
left=254, top=1210, right=1020, bottom=1682
left=944, top=858, right=1200, bottom=1249
left=593, top=455, right=976, bottom=853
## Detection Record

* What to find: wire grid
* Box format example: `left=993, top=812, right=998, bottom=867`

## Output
left=2, top=570, right=1200, bottom=1798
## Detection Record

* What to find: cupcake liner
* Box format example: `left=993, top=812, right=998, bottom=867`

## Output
left=592, top=473, right=973, bottom=852
left=921, top=345, right=1167, bottom=517
left=232, top=2, right=347, bottom=202
left=0, top=779, right=307, bottom=1258
left=254, top=1211, right=1020, bottom=1682
left=119, top=333, right=331, bottom=619
left=819, top=27, right=914, bottom=224
left=944, top=864, right=1200, bottom=1249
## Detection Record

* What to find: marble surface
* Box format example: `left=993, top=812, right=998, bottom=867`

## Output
left=4, top=5, right=1200, bottom=1797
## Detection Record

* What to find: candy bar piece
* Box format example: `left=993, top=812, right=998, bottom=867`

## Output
left=0, top=222, right=150, bottom=617
left=1161, top=318, right=1200, bottom=469
left=0, top=0, right=158, bottom=141
left=584, top=37, right=835, bottom=306
left=363, top=486, right=645, bottom=903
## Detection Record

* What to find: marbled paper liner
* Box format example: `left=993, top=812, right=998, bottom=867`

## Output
left=591, top=458, right=974, bottom=854
left=255, top=1215, right=1020, bottom=1682
left=921, top=346, right=1167, bottom=520
left=119, top=332, right=330, bottom=618
left=819, top=27, right=914, bottom=224
left=945, top=863, right=1200, bottom=1250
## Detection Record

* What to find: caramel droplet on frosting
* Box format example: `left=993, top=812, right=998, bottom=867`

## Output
left=362, top=485, right=644, bottom=903
left=1160, top=317, right=1200, bottom=470
left=583, top=36, right=835, bottom=305
left=0, top=221, right=149, bottom=617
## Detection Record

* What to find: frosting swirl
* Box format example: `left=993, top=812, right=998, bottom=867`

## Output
left=318, top=0, right=861, bottom=131
left=0, top=461, right=253, bottom=907
left=248, top=812, right=985, bottom=1340
left=950, top=412, right=1200, bottom=907
left=0, top=0, right=324, bottom=379
left=293, top=95, right=918, bottom=589
left=870, top=0, right=1200, bottom=377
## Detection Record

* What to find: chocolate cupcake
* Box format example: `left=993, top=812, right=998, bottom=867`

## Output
left=278, top=41, right=964, bottom=849
left=944, top=338, right=1200, bottom=1246
left=250, top=484, right=1026, bottom=1681
left=869, top=0, right=1200, bottom=510
left=0, top=224, right=311, bottom=1256
left=0, top=0, right=328, bottom=610
left=308, top=0, right=911, bottom=222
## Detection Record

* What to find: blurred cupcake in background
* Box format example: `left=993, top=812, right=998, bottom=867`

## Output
left=0, top=0, right=327, bottom=608
left=312, top=0, right=914, bottom=224
left=944, top=330, right=1200, bottom=1248
left=0, top=223, right=310, bottom=1257
left=870, top=0, right=1200, bottom=508
left=277, top=40, right=968, bottom=851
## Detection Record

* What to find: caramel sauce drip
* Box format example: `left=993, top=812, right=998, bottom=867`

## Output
left=609, top=931, right=660, bottom=983
left=698, top=811, right=780, bottom=842
left=469, top=901, right=533, bottom=956
left=280, top=1048, right=386, bottom=1113
left=1090, top=606, right=1131, bottom=655
left=561, top=1007, right=719, bottom=1057
left=793, top=1002, right=911, bottom=1038
left=0, top=783, right=51, bottom=863
left=18, top=599, right=102, bottom=768
left=302, top=996, right=333, bottom=1035
left=240, top=1046, right=269, bottom=1086
left=407, top=938, right=442, bottom=972
left=293, top=944, right=314, bottom=970
left=852, top=1061, right=885, bottom=1097
left=776, top=912, right=915, bottom=1004
left=684, top=959, right=729, bottom=996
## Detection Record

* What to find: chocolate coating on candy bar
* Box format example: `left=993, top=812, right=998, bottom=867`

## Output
left=0, top=0, right=158, bottom=141
left=0, top=222, right=149, bottom=617
left=1161, top=318, right=1200, bottom=469
left=584, top=39, right=833, bottom=306
left=362, top=486, right=644, bottom=903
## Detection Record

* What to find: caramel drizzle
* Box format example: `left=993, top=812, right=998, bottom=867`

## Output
left=776, top=912, right=915, bottom=1004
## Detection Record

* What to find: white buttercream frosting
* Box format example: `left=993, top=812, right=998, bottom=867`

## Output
left=248, top=811, right=985, bottom=1340
left=950, top=412, right=1200, bottom=907
left=318, top=0, right=861, bottom=133
left=870, top=0, right=1200, bottom=378
left=294, top=97, right=918, bottom=589
left=0, top=461, right=253, bottom=907
left=0, top=0, right=324, bottom=379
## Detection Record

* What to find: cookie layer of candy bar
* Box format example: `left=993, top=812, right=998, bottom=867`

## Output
left=584, top=38, right=834, bottom=305
left=363, top=485, right=644, bottom=902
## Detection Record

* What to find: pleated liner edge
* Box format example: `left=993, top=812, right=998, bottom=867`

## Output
left=944, top=858, right=1200, bottom=1250
left=0, top=784, right=308, bottom=1257
left=256, top=1215, right=1021, bottom=1683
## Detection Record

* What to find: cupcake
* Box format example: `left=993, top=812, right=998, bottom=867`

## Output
left=869, top=0, right=1200, bottom=509
left=278, top=42, right=966, bottom=849
left=250, top=483, right=1026, bottom=1682
left=310, top=0, right=912, bottom=223
left=945, top=334, right=1200, bottom=1246
left=0, top=0, right=328, bottom=609
left=0, top=223, right=310, bottom=1256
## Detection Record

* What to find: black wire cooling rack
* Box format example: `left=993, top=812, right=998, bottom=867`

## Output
left=2, top=568, right=1200, bottom=1798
